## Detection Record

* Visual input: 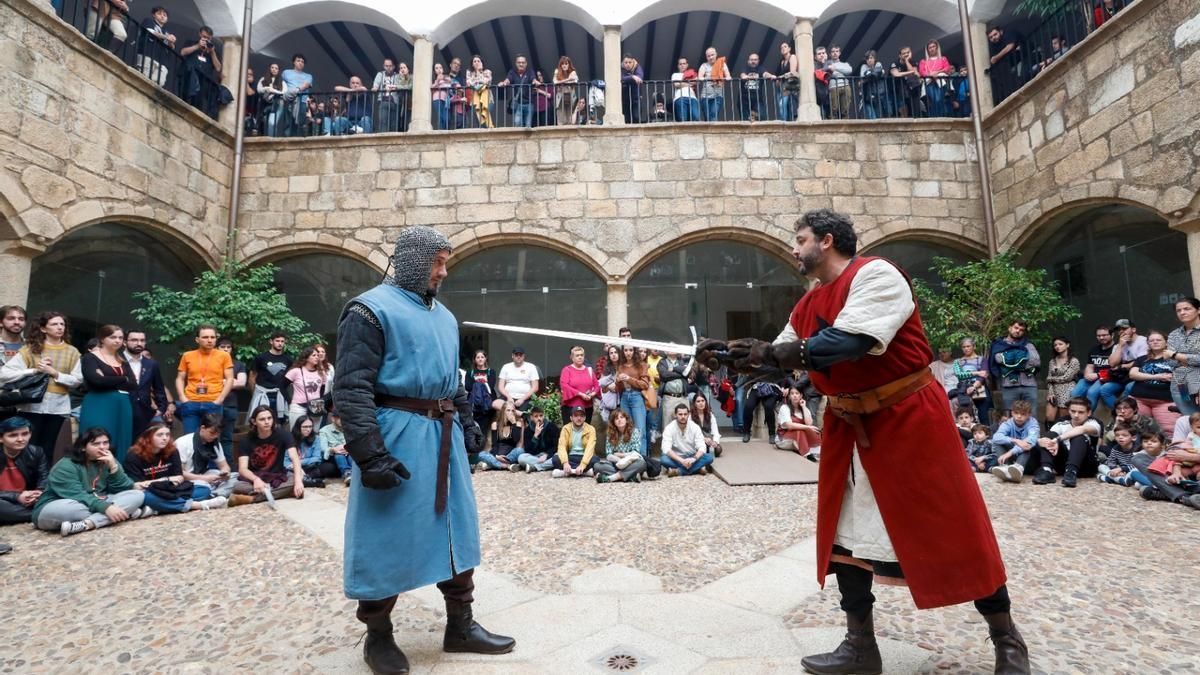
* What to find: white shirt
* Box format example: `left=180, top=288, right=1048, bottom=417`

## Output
left=498, top=361, right=539, bottom=400
left=1049, top=418, right=1102, bottom=439
left=774, top=259, right=915, bottom=353
left=670, top=72, right=697, bottom=101
left=175, top=432, right=225, bottom=474
left=662, top=419, right=706, bottom=458
left=124, top=350, right=144, bottom=383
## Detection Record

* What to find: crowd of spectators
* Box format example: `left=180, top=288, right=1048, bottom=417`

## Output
left=945, top=299, right=1200, bottom=512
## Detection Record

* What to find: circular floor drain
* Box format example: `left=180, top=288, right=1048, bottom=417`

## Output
left=604, top=653, right=639, bottom=671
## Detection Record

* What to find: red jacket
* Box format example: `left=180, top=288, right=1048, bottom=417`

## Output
left=559, top=364, right=599, bottom=408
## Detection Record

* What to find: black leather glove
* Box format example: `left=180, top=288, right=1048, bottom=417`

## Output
left=727, top=338, right=778, bottom=372
left=463, top=420, right=484, bottom=455
left=359, top=453, right=411, bottom=489
left=695, top=338, right=730, bottom=371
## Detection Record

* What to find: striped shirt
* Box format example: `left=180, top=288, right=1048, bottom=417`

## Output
left=1103, top=442, right=1137, bottom=472
left=1167, top=324, right=1200, bottom=394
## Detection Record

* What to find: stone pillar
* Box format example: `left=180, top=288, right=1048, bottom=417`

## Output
left=217, top=36, right=244, bottom=132
left=1185, top=226, right=1200, bottom=298
left=409, top=36, right=435, bottom=132
left=969, top=22, right=995, bottom=116
left=606, top=282, right=628, bottom=336
left=602, top=25, right=625, bottom=126
left=792, top=18, right=821, bottom=121
left=0, top=245, right=39, bottom=308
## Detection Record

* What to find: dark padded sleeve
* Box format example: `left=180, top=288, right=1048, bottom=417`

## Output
left=772, top=327, right=878, bottom=371
left=331, top=302, right=387, bottom=464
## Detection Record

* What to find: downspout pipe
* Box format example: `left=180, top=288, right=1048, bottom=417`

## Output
left=225, top=0, right=254, bottom=267
left=957, top=0, right=998, bottom=256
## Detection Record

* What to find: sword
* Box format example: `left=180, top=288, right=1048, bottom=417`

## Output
left=462, top=322, right=702, bottom=374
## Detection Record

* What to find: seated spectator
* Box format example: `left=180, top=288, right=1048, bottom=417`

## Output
left=477, top=401, right=525, bottom=471
left=303, top=98, right=326, bottom=137
left=559, top=346, right=599, bottom=423
left=661, top=404, right=714, bottom=477
left=498, top=347, right=539, bottom=412
left=0, top=417, right=48, bottom=525
left=1096, top=423, right=1139, bottom=486
left=966, top=423, right=998, bottom=473
left=1043, top=336, right=1080, bottom=423
left=989, top=399, right=1040, bottom=482
left=1129, top=330, right=1178, bottom=431
left=955, top=407, right=976, bottom=446
left=85, top=0, right=129, bottom=45
left=230, top=406, right=305, bottom=506
left=775, top=387, right=820, bottom=458
left=175, top=413, right=238, bottom=498
left=1072, top=325, right=1120, bottom=413
left=1136, top=422, right=1200, bottom=508
left=32, top=428, right=145, bottom=536
left=124, top=424, right=226, bottom=514
left=691, top=395, right=723, bottom=458
left=317, top=409, right=354, bottom=485
left=1032, top=397, right=1102, bottom=487
left=742, top=379, right=785, bottom=444
left=285, top=417, right=329, bottom=485
left=1109, top=319, right=1148, bottom=397
left=284, top=346, right=328, bottom=424
left=595, top=409, right=647, bottom=483
left=79, top=324, right=137, bottom=463
left=1128, top=430, right=1167, bottom=489
left=515, top=406, right=558, bottom=473
left=1103, top=397, right=1160, bottom=450
left=552, top=406, right=597, bottom=477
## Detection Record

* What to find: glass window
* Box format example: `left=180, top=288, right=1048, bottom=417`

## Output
left=628, top=241, right=807, bottom=343
left=442, top=246, right=606, bottom=382
left=273, top=253, right=380, bottom=358
left=863, top=240, right=977, bottom=289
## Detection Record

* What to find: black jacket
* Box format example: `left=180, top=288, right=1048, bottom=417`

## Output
left=0, top=444, right=49, bottom=503
left=126, top=355, right=170, bottom=414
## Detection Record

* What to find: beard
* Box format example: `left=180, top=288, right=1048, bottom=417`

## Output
left=794, top=249, right=822, bottom=277
left=126, top=345, right=145, bottom=355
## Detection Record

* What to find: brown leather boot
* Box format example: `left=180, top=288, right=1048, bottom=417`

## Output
left=227, top=494, right=256, bottom=507
left=800, top=611, right=883, bottom=674
left=443, top=599, right=516, bottom=654
left=984, top=612, right=1030, bottom=675
left=363, top=616, right=409, bottom=675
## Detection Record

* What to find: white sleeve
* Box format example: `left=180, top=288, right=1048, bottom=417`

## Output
left=832, top=259, right=915, bottom=356
left=773, top=322, right=798, bottom=346
left=0, top=352, right=36, bottom=383
left=58, top=354, right=83, bottom=388
left=775, top=403, right=791, bottom=428
left=709, top=413, right=722, bottom=444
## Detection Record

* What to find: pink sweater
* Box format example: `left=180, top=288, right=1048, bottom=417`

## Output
left=918, top=56, right=951, bottom=77
left=559, top=364, right=599, bottom=408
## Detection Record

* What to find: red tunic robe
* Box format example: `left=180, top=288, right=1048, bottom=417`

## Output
left=789, top=256, right=1006, bottom=609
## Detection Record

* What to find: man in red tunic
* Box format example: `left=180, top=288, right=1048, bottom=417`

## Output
left=699, top=210, right=1029, bottom=675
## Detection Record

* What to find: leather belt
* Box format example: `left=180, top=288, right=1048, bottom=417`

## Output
left=825, top=369, right=935, bottom=448
left=375, top=395, right=456, bottom=514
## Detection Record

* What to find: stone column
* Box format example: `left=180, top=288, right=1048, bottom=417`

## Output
left=1185, top=226, right=1200, bottom=298
left=410, top=36, right=435, bottom=132
left=0, top=245, right=39, bottom=307
left=602, top=25, right=625, bottom=126
left=606, top=282, right=628, bottom=336
left=792, top=17, right=821, bottom=121
left=969, top=22, right=995, bottom=116
left=217, top=36, right=244, bottom=132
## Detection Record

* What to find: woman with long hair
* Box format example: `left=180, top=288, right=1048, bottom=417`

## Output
left=477, top=400, right=525, bottom=471
left=918, top=39, right=953, bottom=117
left=432, top=62, right=453, bottom=130
left=1043, top=336, right=1080, bottom=423
left=32, top=427, right=145, bottom=536
left=466, top=54, right=494, bottom=128
left=285, top=346, right=327, bottom=424
left=776, top=387, right=821, bottom=459
left=287, top=416, right=332, bottom=484
left=257, top=62, right=286, bottom=136
left=1167, top=298, right=1200, bottom=416
left=230, top=406, right=304, bottom=506
left=79, top=324, right=136, bottom=463
left=616, top=346, right=651, bottom=453
left=552, top=56, right=579, bottom=125
left=690, top=394, right=723, bottom=457
left=595, top=409, right=647, bottom=483
left=0, top=311, right=82, bottom=457
left=124, top=423, right=226, bottom=513
left=1129, top=329, right=1180, bottom=431
left=396, top=61, right=414, bottom=132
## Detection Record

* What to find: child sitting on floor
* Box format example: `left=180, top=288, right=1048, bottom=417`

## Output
left=1150, top=412, right=1200, bottom=486
left=966, top=423, right=997, bottom=473
left=1127, top=430, right=1167, bottom=488
left=1097, top=423, right=1138, bottom=486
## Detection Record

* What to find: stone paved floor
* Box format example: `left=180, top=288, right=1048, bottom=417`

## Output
left=2, top=468, right=1197, bottom=673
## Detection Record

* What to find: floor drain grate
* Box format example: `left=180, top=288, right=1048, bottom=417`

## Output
left=604, top=653, right=639, bottom=671
left=590, top=645, right=654, bottom=673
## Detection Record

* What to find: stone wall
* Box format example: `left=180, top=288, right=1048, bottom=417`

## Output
left=0, top=0, right=234, bottom=275
left=985, top=0, right=1200, bottom=249
left=237, top=122, right=987, bottom=277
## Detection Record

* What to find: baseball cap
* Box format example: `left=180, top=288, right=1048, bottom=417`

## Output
left=512, top=346, right=525, bottom=354
left=570, top=406, right=586, bottom=416
left=1113, top=319, right=1132, bottom=328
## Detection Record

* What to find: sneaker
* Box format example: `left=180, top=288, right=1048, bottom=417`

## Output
left=1062, top=467, right=1078, bottom=488
left=508, top=463, right=522, bottom=472
left=204, top=496, right=228, bottom=510
left=475, top=461, right=490, bottom=471
left=1183, top=494, right=1200, bottom=509
left=1032, top=468, right=1056, bottom=485
left=551, top=469, right=565, bottom=478
left=585, top=469, right=595, bottom=477
left=989, top=466, right=1008, bottom=482
left=1140, top=485, right=1171, bottom=501
left=343, top=472, right=352, bottom=486
left=525, top=463, right=534, bottom=473
left=742, top=433, right=751, bottom=443
left=1004, top=465, right=1024, bottom=483
left=667, top=468, right=680, bottom=477
left=698, top=466, right=708, bottom=475
left=60, top=521, right=90, bottom=537
left=140, top=507, right=158, bottom=518
left=1096, top=473, right=1109, bottom=483
left=770, top=434, right=781, bottom=446
left=596, top=473, right=610, bottom=483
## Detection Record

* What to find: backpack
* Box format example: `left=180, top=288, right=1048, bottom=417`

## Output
left=468, top=379, right=493, bottom=418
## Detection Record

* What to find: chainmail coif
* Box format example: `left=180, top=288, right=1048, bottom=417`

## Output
left=384, top=226, right=453, bottom=296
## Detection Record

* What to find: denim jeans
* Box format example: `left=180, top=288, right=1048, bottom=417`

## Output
left=661, top=452, right=713, bottom=475
left=702, top=95, right=724, bottom=121
left=1072, top=379, right=1123, bottom=412
left=516, top=452, right=554, bottom=471
left=141, top=482, right=210, bottom=513
left=620, top=390, right=649, bottom=454
left=179, top=401, right=225, bottom=434
left=513, top=102, right=533, bottom=127
left=673, top=97, right=700, bottom=122
left=432, top=100, right=449, bottom=130
left=777, top=93, right=796, bottom=121
left=925, top=82, right=948, bottom=117
left=1171, top=384, right=1200, bottom=417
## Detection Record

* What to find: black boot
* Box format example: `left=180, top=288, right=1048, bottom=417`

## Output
left=984, top=612, right=1031, bottom=675
left=443, top=599, right=516, bottom=654
left=362, top=618, right=410, bottom=675
left=800, top=611, right=883, bottom=674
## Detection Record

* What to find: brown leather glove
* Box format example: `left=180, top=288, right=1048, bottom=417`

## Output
left=727, top=338, right=778, bottom=372
left=695, top=338, right=730, bottom=371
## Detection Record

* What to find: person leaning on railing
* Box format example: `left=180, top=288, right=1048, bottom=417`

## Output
left=859, top=50, right=889, bottom=119
left=334, top=75, right=373, bottom=134
left=765, top=41, right=801, bottom=121
left=431, top=63, right=453, bottom=131
left=552, top=56, right=579, bottom=126
left=466, top=55, right=495, bottom=128
left=179, top=26, right=224, bottom=119
left=85, top=0, right=129, bottom=45
left=134, top=5, right=175, bottom=87
left=698, top=47, right=731, bottom=121
left=919, top=40, right=954, bottom=118
left=670, top=57, right=700, bottom=122
left=257, top=63, right=287, bottom=137
left=890, top=47, right=922, bottom=118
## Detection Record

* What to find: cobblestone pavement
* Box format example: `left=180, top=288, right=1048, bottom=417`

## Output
left=2, top=469, right=1195, bottom=673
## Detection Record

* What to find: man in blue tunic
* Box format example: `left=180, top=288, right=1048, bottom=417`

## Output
left=333, top=226, right=515, bottom=674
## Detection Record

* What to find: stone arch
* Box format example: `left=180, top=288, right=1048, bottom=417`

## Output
left=1009, top=197, right=1171, bottom=255
left=619, top=0, right=796, bottom=38
left=861, top=228, right=988, bottom=259
left=239, top=231, right=390, bottom=274
left=252, top=0, right=413, bottom=50
left=816, top=0, right=960, bottom=34
left=447, top=231, right=608, bottom=280
left=50, top=211, right=221, bottom=272
left=246, top=243, right=386, bottom=275
left=430, top=0, right=604, bottom=45
left=0, top=183, right=27, bottom=243
left=626, top=224, right=793, bottom=280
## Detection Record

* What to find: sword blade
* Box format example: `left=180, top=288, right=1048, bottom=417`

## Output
left=461, top=321, right=697, bottom=355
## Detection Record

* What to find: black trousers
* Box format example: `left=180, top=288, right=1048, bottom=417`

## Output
left=0, top=500, right=33, bottom=525
left=357, top=568, right=475, bottom=627
left=1037, top=435, right=1098, bottom=476
left=834, top=562, right=1011, bottom=619
left=743, top=391, right=781, bottom=436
